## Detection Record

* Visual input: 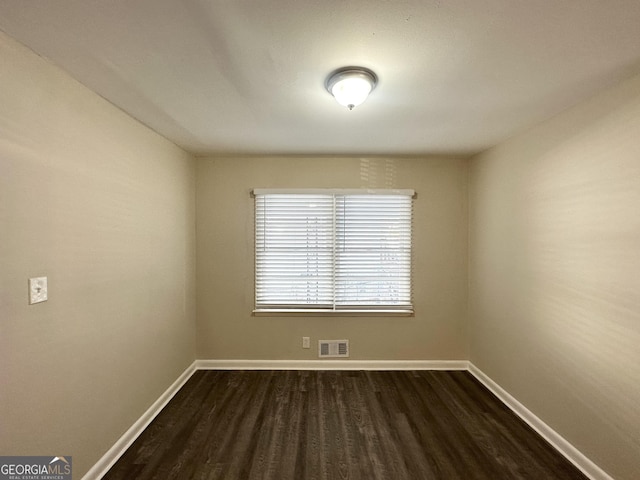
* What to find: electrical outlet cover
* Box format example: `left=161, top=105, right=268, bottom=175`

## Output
left=29, top=277, right=48, bottom=304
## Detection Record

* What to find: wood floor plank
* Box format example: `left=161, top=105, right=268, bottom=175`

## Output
left=102, top=370, right=589, bottom=480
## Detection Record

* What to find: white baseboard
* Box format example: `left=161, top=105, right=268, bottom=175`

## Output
left=195, top=359, right=469, bottom=371
left=468, top=363, right=613, bottom=480
left=82, top=361, right=197, bottom=480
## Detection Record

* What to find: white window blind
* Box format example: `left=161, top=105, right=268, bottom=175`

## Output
left=254, top=189, right=413, bottom=313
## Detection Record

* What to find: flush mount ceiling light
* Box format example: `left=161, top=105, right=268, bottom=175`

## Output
left=326, top=67, right=377, bottom=110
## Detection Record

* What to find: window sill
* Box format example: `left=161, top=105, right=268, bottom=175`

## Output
left=252, top=309, right=414, bottom=317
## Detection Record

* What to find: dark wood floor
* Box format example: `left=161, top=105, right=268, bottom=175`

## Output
left=103, top=370, right=588, bottom=480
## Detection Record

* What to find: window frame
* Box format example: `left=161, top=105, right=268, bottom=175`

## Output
left=252, top=188, right=415, bottom=317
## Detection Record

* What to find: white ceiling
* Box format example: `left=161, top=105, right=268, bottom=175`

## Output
left=1, top=0, right=640, bottom=156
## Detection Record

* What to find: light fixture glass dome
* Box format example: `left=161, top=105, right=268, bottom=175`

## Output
left=326, top=68, right=377, bottom=110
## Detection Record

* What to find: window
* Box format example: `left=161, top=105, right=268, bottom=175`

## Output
left=254, top=189, right=413, bottom=314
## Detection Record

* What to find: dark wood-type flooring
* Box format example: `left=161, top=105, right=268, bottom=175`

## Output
left=103, top=370, right=588, bottom=480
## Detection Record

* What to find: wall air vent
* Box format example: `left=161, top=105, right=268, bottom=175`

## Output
left=318, top=340, right=349, bottom=358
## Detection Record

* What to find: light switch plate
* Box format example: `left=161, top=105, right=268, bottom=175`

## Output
left=29, top=277, right=48, bottom=304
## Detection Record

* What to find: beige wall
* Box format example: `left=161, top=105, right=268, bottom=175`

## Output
left=0, top=32, right=196, bottom=477
left=469, top=73, right=640, bottom=479
left=196, top=156, right=468, bottom=360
